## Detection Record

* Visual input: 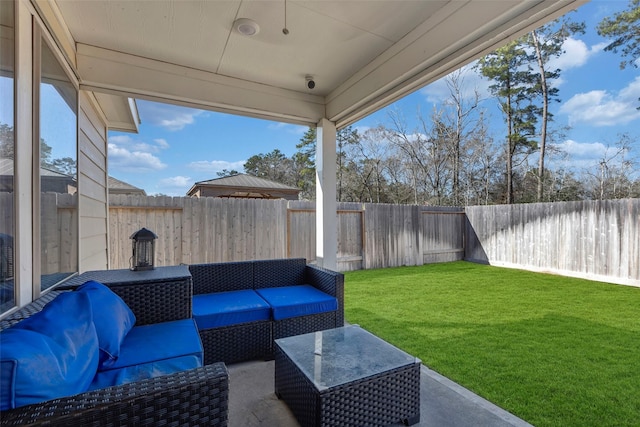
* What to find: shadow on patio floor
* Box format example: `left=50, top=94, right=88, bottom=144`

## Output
left=227, top=360, right=533, bottom=427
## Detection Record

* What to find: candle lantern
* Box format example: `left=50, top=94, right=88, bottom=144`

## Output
left=130, top=227, right=157, bottom=271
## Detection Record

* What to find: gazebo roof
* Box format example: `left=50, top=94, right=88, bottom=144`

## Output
left=186, top=174, right=300, bottom=198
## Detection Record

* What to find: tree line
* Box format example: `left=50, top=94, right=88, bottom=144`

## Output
left=236, top=2, right=640, bottom=205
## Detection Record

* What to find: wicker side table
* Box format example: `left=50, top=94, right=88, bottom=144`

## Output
left=275, top=325, right=421, bottom=427
left=61, top=265, right=193, bottom=325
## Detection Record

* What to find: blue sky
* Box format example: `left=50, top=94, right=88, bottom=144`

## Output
left=108, top=0, right=640, bottom=196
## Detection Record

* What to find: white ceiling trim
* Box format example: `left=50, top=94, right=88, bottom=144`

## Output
left=77, top=44, right=326, bottom=126
left=71, top=0, right=589, bottom=130
left=327, top=0, right=588, bottom=128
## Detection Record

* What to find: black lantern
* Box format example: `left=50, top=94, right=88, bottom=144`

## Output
left=130, top=228, right=157, bottom=271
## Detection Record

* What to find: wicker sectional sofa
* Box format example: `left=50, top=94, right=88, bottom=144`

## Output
left=189, top=258, right=345, bottom=365
left=0, top=258, right=343, bottom=425
left=0, top=280, right=229, bottom=426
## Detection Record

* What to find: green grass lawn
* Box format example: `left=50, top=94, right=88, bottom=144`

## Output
left=344, top=261, right=640, bottom=427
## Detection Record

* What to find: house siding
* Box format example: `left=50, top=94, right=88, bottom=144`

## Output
left=78, top=92, right=109, bottom=272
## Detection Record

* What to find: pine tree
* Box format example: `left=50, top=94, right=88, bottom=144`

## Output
left=597, top=0, right=640, bottom=69
left=477, top=40, right=539, bottom=204
left=525, top=19, right=584, bottom=201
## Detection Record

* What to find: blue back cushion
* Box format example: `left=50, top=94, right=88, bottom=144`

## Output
left=255, top=285, right=337, bottom=320
left=192, top=290, right=271, bottom=329
left=76, top=280, right=136, bottom=368
left=0, top=292, right=99, bottom=410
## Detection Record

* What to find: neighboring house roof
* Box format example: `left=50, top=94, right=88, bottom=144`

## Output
left=0, top=158, right=77, bottom=194
left=186, top=174, right=300, bottom=200
left=108, top=176, right=146, bottom=196
left=41, top=166, right=74, bottom=178
left=0, top=158, right=76, bottom=179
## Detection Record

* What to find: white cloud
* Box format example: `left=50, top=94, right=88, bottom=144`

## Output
left=420, top=38, right=606, bottom=102
left=154, top=138, right=170, bottom=149
left=551, top=139, right=636, bottom=172
left=559, top=77, right=640, bottom=126
left=159, top=176, right=192, bottom=187
left=138, top=101, right=205, bottom=131
left=108, top=143, right=167, bottom=172
left=109, top=135, right=133, bottom=145
left=549, top=38, right=607, bottom=71
left=188, top=160, right=246, bottom=173
left=557, top=140, right=608, bottom=159
left=107, top=134, right=169, bottom=153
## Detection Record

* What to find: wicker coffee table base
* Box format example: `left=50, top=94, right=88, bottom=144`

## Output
left=275, top=345, right=421, bottom=427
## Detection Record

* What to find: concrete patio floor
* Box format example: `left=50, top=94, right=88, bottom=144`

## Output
left=227, top=360, right=534, bottom=427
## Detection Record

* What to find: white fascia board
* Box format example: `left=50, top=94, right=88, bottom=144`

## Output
left=327, top=0, right=588, bottom=128
left=127, top=98, right=141, bottom=133
left=77, top=44, right=326, bottom=127
left=92, top=92, right=140, bottom=133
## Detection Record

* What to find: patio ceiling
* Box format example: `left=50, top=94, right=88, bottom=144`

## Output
left=44, top=0, right=587, bottom=128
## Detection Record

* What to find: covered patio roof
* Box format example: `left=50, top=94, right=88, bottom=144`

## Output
left=31, top=0, right=589, bottom=270
left=37, top=0, right=587, bottom=129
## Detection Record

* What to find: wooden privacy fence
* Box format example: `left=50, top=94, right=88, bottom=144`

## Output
left=465, top=199, right=640, bottom=285
left=108, top=195, right=639, bottom=285
left=1, top=192, right=77, bottom=278
left=41, top=193, right=78, bottom=275
left=108, top=195, right=465, bottom=271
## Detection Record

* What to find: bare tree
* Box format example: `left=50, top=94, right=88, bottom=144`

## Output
left=441, top=69, right=481, bottom=205
left=341, top=126, right=392, bottom=203
left=583, top=134, right=638, bottom=200
left=461, top=110, right=498, bottom=205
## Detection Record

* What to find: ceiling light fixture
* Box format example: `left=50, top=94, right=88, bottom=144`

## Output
left=234, top=18, right=260, bottom=36
left=282, top=0, right=289, bottom=35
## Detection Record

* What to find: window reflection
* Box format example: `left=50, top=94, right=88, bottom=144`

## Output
left=40, top=36, right=78, bottom=291
left=0, top=0, right=15, bottom=313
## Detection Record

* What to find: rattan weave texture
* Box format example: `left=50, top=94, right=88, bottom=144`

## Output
left=190, top=261, right=253, bottom=294
left=1, top=280, right=229, bottom=426
left=304, top=265, right=345, bottom=328
left=275, top=345, right=420, bottom=427
left=252, top=258, right=307, bottom=289
left=1, top=363, right=229, bottom=426
left=109, top=279, right=192, bottom=326
left=273, top=311, right=337, bottom=340
left=200, top=321, right=272, bottom=365
left=188, top=259, right=345, bottom=364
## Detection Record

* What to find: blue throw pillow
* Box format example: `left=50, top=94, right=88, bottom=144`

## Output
left=76, top=280, right=136, bottom=368
left=0, top=292, right=99, bottom=410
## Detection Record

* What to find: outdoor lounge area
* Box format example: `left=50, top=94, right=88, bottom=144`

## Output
left=0, top=258, right=536, bottom=427
left=5, top=0, right=622, bottom=426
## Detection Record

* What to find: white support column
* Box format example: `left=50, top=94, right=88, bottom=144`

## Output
left=315, top=118, right=337, bottom=270
left=15, top=0, right=35, bottom=306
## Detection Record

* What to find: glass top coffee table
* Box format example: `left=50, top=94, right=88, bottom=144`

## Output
left=274, top=325, right=421, bottom=426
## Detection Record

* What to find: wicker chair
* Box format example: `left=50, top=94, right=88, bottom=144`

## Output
left=189, top=258, right=345, bottom=365
left=0, top=281, right=229, bottom=426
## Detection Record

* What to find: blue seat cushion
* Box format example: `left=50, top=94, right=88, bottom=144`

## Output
left=99, top=319, right=203, bottom=371
left=76, top=280, right=136, bottom=369
left=0, top=292, right=99, bottom=410
left=90, top=355, right=201, bottom=390
left=193, top=290, right=271, bottom=329
left=255, top=285, right=338, bottom=320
